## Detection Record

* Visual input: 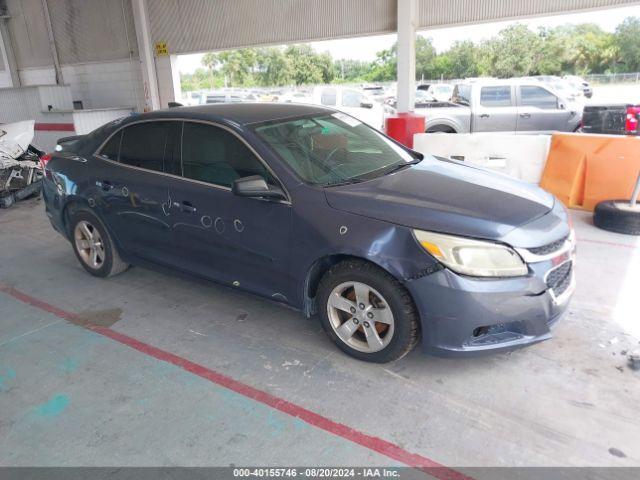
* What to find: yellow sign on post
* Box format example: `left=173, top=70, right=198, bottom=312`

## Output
left=154, top=41, right=168, bottom=56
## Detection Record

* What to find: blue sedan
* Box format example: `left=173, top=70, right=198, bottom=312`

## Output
left=42, top=103, right=575, bottom=362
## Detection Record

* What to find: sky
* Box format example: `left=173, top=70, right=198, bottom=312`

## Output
left=177, top=5, right=639, bottom=74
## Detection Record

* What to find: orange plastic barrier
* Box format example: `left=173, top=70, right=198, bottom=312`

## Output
left=540, top=133, right=640, bottom=211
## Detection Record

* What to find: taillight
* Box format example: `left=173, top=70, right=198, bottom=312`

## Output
left=625, top=105, right=640, bottom=134
left=40, top=153, right=52, bottom=169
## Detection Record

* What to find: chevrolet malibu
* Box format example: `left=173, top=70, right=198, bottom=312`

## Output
left=42, top=104, right=575, bottom=362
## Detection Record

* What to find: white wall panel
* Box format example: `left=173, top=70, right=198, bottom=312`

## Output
left=73, top=107, right=133, bottom=134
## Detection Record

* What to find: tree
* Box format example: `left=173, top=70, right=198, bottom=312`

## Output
left=284, top=45, right=325, bottom=85
left=201, top=52, right=220, bottom=88
left=615, top=17, right=640, bottom=72
left=415, top=36, right=437, bottom=79
left=481, top=24, right=542, bottom=77
left=446, top=41, right=480, bottom=78
left=256, top=47, right=294, bottom=86
left=569, top=24, right=617, bottom=74
left=367, top=45, right=396, bottom=81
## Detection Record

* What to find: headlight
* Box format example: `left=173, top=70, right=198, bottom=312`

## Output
left=413, top=230, right=528, bottom=277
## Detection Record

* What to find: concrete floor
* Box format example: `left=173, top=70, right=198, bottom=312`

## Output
left=1, top=197, right=639, bottom=469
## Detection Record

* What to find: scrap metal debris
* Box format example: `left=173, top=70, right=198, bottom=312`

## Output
left=0, top=120, right=45, bottom=209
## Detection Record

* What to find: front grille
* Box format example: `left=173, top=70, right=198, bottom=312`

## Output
left=546, top=261, right=573, bottom=297
left=528, top=236, right=567, bottom=256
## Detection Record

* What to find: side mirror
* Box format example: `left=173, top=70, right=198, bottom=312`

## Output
left=558, top=102, right=566, bottom=110
left=232, top=175, right=286, bottom=200
left=360, top=102, right=374, bottom=109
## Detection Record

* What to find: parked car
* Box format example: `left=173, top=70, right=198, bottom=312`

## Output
left=581, top=103, right=640, bottom=135
left=414, top=79, right=582, bottom=134
left=311, top=86, right=384, bottom=129
left=279, top=90, right=314, bottom=104
left=43, top=103, right=575, bottom=362
left=204, top=93, right=246, bottom=104
left=426, top=83, right=454, bottom=102
left=563, top=75, right=593, bottom=99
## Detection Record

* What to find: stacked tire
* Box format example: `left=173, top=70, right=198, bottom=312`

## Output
left=593, top=200, right=640, bottom=235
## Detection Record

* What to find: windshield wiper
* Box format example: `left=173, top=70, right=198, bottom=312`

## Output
left=323, top=177, right=366, bottom=187
left=378, top=158, right=422, bottom=176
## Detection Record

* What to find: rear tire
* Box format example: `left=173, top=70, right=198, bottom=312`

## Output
left=317, top=260, right=420, bottom=363
left=593, top=200, right=640, bottom=235
left=69, top=210, right=130, bottom=277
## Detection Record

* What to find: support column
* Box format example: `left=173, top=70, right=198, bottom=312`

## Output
left=396, top=0, right=417, bottom=113
left=41, top=0, right=63, bottom=85
left=384, top=0, right=424, bottom=148
left=131, top=0, right=160, bottom=111
left=155, top=54, right=182, bottom=108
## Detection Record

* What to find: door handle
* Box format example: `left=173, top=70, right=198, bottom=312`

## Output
left=479, top=114, right=490, bottom=118
left=180, top=201, right=197, bottom=213
left=97, top=180, right=114, bottom=191
left=520, top=113, right=531, bottom=118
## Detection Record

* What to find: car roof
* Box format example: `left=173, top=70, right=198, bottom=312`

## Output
left=135, top=102, right=333, bottom=126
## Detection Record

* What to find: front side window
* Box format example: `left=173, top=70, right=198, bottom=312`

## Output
left=480, top=86, right=512, bottom=107
left=181, top=122, right=273, bottom=188
left=520, top=86, right=558, bottom=109
left=254, top=113, right=418, bottom=186
left=119, top=122, right=172, bottom=172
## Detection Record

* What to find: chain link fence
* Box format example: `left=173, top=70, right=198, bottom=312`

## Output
left=584, top=72, right=640, bottom=84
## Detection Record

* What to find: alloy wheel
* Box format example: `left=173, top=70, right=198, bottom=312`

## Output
left=326, top=281, right=395, bottom=353
left=74, top=220, right=105, bottom=270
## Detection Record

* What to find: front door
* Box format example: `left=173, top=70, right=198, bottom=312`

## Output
left=167, top=121, right=292, bottom=300
left=516, top=85, right=573, bottom=134
left=90, top=121, right=179, bottom=264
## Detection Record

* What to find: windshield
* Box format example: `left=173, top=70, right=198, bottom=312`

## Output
left=254, top=113, right=418, bottom=186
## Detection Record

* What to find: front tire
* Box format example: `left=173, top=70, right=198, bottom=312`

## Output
left=69, top=210, right=130, bottom=277
left=317, top=260, right=420, bottom=363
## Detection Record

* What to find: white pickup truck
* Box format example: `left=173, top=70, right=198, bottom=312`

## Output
left=416, top=79, right=582, bottom=134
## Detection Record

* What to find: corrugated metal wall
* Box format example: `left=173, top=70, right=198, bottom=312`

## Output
left=4, top=0, right=640, bottom=66
left=5, top=0, right=52, bottom=68
left=147, top=0, right=396, bottom=54
left=5, top=0, right=137, bottom=69
left=416, top=0, right=640, bottom=28
left=47, top=0, right=139, bottom=65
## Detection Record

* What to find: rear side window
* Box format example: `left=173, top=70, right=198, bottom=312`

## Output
left=452, top=84, right=471, bottom=105
left=520, top=86, right=558, bottom=109
left=181, top=122, right=274, bottom=188
left=119, top=122, right=172, bottom=172
left=480, top=86, right=512, bottom=107
left=99, top=130, right=122, bottom=161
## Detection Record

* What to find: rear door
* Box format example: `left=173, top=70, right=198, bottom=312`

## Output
left=167, top=121, right=293, bottom=299
left=472, top=85, right=517, bottom=133
left=516, top=85, right=573, bottom=134
left=91, top=121, right=179, bottom=264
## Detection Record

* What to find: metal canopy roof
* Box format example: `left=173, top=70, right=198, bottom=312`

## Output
left=3, top=0, right=639, bottom=70
left=148, top=0, right=640, bottom=55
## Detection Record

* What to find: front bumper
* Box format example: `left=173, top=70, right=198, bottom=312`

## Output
left=406, top=236, right=575, bottom=357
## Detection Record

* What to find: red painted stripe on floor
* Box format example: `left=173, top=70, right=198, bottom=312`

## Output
left=34, top=122, right=76, bottom=132
left=578, top=238, right=638, bottom=250
left=0, top=282, right=473, bottom=480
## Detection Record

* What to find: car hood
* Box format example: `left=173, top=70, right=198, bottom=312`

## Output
left=324, top=157, right=555, bottom=243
